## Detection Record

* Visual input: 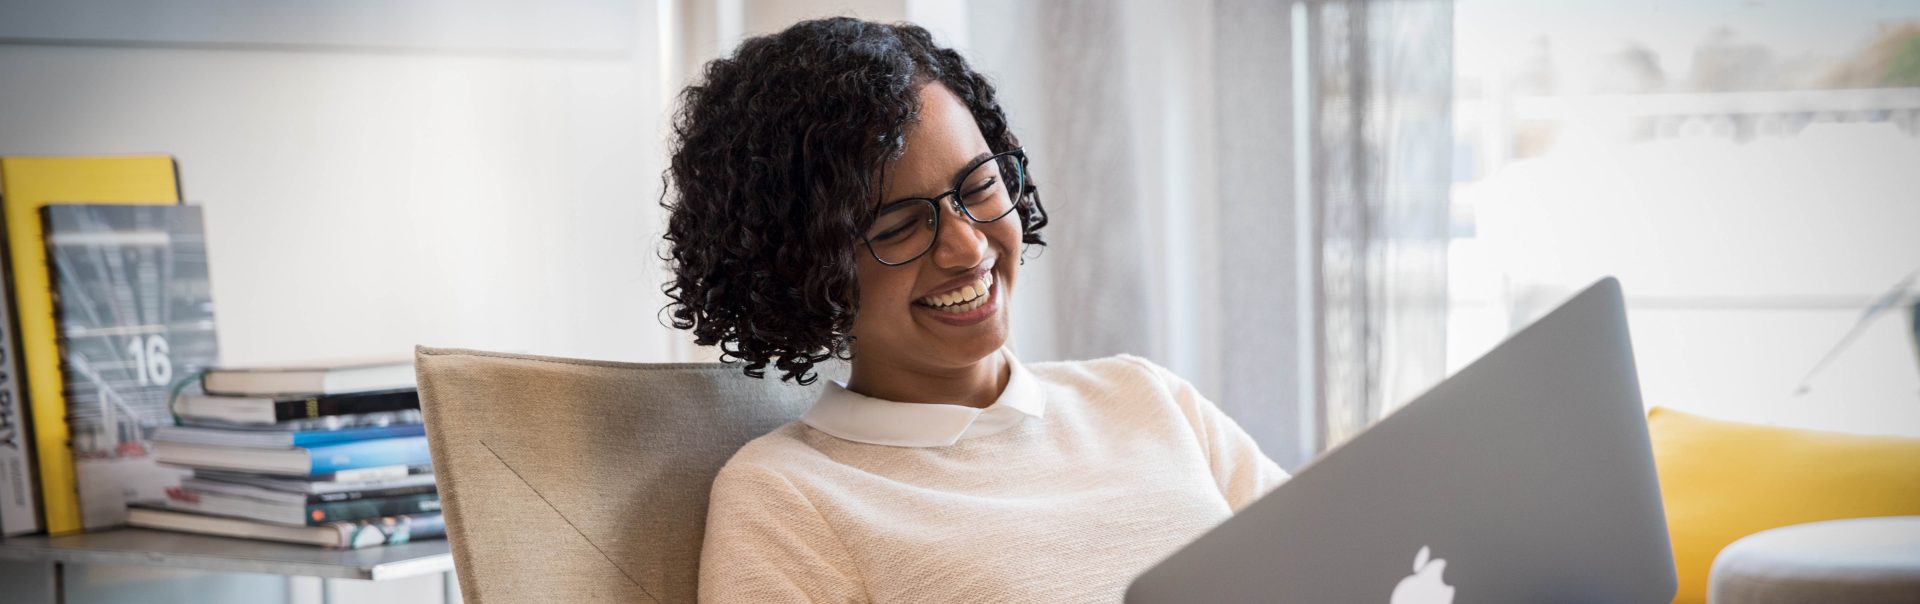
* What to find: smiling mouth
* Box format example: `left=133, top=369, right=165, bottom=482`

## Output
left=914, top=271, right=995, bottom=313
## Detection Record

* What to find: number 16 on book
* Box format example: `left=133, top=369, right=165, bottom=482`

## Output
left=127, top=335, right=170, bottom=386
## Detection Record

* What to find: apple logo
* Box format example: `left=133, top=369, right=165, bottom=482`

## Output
left=1389, top=545, right=1455, bottom=604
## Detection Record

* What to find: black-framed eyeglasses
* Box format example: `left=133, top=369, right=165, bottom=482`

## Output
left=861, top=148, right=1028, bottom=266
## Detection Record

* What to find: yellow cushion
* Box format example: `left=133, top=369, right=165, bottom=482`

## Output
left=1647, top=407, right=1920, bottom=604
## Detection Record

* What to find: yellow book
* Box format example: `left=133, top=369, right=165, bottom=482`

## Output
left=0, top=155, right=180, bottom=534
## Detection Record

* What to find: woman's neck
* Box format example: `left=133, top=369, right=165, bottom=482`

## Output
left=844, top=348, right=1010, bottom=409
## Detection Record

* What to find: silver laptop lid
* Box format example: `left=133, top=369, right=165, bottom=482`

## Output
left=1128, top=277, right=1676, bottom=603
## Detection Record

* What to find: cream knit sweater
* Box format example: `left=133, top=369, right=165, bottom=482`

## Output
left=698, top=354, right=1289, bottom=602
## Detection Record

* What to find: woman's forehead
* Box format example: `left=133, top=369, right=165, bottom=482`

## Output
left=882, top=84, right=990, bottom=199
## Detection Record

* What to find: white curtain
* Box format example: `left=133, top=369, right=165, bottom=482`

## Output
left=974, top=0, right=1452, bottom=465
left=1303, top=0, right=1454, bottom=447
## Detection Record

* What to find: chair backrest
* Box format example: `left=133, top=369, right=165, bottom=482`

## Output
left=414, top=346, right=826, bottom=603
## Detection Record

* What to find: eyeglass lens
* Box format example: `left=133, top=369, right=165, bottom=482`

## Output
left=863, top=154, right=1024, bottom=264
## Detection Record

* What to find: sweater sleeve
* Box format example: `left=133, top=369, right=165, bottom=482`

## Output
left=1128, top=356, right=1290, bottom=512
left=698, top=461, right=867, bottom=603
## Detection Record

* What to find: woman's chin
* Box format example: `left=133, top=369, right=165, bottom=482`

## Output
left=913, top=306, right=1009, bottom=359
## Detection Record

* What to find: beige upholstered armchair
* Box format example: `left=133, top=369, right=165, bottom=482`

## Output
left=414, top=346, right=830, bottom=603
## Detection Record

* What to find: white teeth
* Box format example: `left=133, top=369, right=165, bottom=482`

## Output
left=939, top=294, right=987, bottom=314
left=918, top=272, right=996, bottom=311
left=917, top=276, right=998, bottom=312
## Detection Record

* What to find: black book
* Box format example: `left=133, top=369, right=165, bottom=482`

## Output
left=181, top=477, right=436, bottom=504
left=173, top=389, right=420, bottom=425
left=190, top=466, right=435, bottom=494
left=201, top=359, right=413, bottom=397
left=161, top=488, right=441, bottom=526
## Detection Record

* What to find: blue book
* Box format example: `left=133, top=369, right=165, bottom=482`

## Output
left=155, top=436, right=432, bottom=477
left=154, top=424, right=426, bottom=449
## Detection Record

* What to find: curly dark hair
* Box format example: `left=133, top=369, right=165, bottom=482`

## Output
left=660, top=17, right=1048, bottom=385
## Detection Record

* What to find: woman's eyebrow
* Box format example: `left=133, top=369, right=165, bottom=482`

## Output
left=953, top=151, right=993, bottom=186
left=874, top=198, right=923, bottom=216
left=881, top=151, right=995, bottom=207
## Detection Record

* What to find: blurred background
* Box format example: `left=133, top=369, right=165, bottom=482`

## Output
left=0, top=0, right=1915, bottom=600
left=1447, top=0, right=1920, bottom=441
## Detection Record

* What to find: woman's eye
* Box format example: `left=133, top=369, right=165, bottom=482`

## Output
left=872, top=223, right=912, bottom=241
left=869, top=209, right=932, bottom=242
left=962, top=177, right=999, bottom=204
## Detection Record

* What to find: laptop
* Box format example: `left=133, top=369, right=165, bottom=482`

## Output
left=1127, top=277, right=1677, bottom=603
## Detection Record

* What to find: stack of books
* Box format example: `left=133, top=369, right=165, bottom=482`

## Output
left=130, top=361, right=447, bottom=548
left=0, top=156, right=446, bottom=547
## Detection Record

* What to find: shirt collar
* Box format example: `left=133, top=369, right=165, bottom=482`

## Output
left=800, top=349, right=1045, bottom=448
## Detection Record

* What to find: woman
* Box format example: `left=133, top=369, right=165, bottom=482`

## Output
left=663, top=17, right=1288, bottom=602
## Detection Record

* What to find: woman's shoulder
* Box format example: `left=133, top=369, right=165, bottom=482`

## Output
left=1019, top=354, right=1193, bottom=424
left=1026, top=353, right=1229, bottom=426
left=712, top=422, right=802, bottom=474
left=1027, top=353, right=1174, bottom=392
left=710, top=421, right=859, bottom=493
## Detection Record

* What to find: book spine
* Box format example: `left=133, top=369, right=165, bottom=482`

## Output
left=305, top=464, right=432, bottom=482
left=306, top=493, right=441, bottom=525
left=309, top=483, right=437, bottom=503
left=286, top=423, right=425, bottom=448
left=305, top=436, right=433, bottom=475
left=0, top=234, right=40, bottom=536
left=272, top=390, right=420, bottom=422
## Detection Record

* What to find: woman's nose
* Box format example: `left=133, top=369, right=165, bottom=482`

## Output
left=929, top=201, right=988, bottom=269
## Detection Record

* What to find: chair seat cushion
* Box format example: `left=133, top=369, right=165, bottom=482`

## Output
left=1708, top=516, right=1920, bottom=604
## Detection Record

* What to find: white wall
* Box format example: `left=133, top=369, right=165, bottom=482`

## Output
left=0, top=1, right=676, bottom=369
left=0, top=2, right=667, bottom=601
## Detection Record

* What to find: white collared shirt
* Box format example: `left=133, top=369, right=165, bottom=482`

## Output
left=701, top=353, right=1290, bottom=603
left=800, top=349, right=1046, bottom=448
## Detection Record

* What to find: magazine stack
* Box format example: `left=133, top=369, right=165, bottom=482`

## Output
left=132, top=361, right=447, bottom=548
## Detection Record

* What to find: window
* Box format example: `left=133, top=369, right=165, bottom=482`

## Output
left=1449, top=0, right=1920, bottom=436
